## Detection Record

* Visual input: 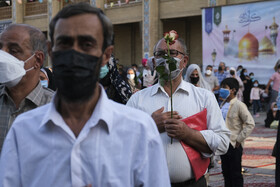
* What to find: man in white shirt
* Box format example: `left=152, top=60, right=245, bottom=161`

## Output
left=204, top=65, right=220, bottom=93
left=127, top=37, right=230, bottom=186
left=142, top=58, right=156, bottom=88
left=0, top=3, right=170, bottom=187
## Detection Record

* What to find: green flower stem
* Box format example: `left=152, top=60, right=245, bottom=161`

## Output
left=167, top=39, right=173, bottom=144
left=167, top=40, right=170, bottom=57
left=170, top=74, right=173, bottom=144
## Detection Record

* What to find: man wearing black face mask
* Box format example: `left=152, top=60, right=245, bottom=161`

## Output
left=0, top=3, right=170, bottom=186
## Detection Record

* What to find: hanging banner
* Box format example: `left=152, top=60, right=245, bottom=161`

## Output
left=214, top=7, right=221, bottom=26
left=205, top=8, right=213, bottom=34
left=202, top=1, right=280, bottom=84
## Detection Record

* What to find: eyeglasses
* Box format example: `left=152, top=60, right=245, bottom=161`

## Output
left=153, top=49, right=185, bottom=59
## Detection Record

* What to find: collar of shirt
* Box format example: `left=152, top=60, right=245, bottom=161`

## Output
left=39, top=85, right=113, bottom=137
left=229, top=97, right=237, bottom=105
left=150, top=78, right=190, bottom=97
left=0, top=82, right=45, bottom=107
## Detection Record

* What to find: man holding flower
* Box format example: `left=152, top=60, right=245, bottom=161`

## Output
left=127, top=31, right=230, bottom=187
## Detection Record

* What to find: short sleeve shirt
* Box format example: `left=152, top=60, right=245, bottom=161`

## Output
left=270, top=72, right=280, bottom=91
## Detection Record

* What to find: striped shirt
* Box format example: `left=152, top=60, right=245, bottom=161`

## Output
left=0, top=83, right=54, bottom=153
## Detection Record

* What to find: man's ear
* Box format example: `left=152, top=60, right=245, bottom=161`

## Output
left=183, top=55, right=189, bottom=68
left=231, top=88, right=236, bottom=95
left=101, top=45, right=114, bottom=67
left=34, top=51, right=44, bottom=69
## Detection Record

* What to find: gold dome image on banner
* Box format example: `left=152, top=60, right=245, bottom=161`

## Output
left=238, top=32, right=259, bottom=60
left=259, top=36, right=274, bottom=54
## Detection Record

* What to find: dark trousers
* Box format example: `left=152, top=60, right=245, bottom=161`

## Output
left=171, top=176, right=207, bottom=187
left=221, top=144, right=243, bottom=187
left=276, top=120, right=280, bottom=186
left=252, top=100, right=261, bottom=115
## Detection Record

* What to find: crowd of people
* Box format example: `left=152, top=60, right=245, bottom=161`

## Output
left=0, top=2, right=279, bottom=187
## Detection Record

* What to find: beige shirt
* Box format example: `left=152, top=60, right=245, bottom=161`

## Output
left=224, top=97, right=255, bottom=147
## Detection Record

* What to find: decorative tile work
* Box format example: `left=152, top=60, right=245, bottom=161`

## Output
left=90, top=0, right=96, bottom=6
left=48, top=0, right=52, bottom=23
left=143, top=0, right=149, bottom=57
left=12, top=0, right=16, bottom=22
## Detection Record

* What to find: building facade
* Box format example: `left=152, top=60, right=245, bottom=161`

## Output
left=0, top=0, right=265, bottom=67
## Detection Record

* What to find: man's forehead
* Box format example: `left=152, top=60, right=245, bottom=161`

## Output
left=156, top=39, right=182, bottom=50
left=0, top=27, right=31, bottom=48
left=54, top=14, right=102, bottom=39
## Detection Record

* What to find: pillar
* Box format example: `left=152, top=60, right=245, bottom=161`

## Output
left=95, top=0, right=104, bottom=10
left=142, top=0, right=159, bottom=58
left=148, top=0, right=159, bottom=56
left=12, top=0, right=23, bottom=23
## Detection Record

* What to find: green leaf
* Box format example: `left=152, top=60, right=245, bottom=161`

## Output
left=169, top=61, right=177, bottom=72
left=155, top=65, right=165, bottom=75
left=161, top=73, right=169, bottom=81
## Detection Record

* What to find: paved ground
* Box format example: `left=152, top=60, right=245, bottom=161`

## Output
left=208, top=109, right=277, bottom=187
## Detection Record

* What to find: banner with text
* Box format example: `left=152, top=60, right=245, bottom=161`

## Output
left=202, top=1, right=280, bottom=84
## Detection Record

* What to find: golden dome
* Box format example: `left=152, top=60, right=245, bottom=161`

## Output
left=259, top=36, right=274, bottom=54
left=238, top=32, right=259, bottom=60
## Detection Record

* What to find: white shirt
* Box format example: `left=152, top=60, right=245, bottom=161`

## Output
left=0, top=86, right=170, bottom=187
left=127, top=80, right=230, bottom=182
left=221, top=102, right=230, bottom=120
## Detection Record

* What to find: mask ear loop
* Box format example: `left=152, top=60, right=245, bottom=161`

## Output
left=24, top=53, right=36, bottom=72
left=24, top=53, right=35, bottom=63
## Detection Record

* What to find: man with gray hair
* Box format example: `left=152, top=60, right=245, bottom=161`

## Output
left=0, top=3, right=169, bottom=187
left=127, top=37, right=230, bottom=186
left=0, top=24, right=54, bottom=153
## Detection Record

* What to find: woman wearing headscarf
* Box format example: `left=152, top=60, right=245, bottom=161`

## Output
left=240, top=68, right=252, bottom=108
left=227, top=67, right=244, bottom=101
left=126, top=68, right=141, bottom=94
left=185, top=64, right=211, bottom=91
left=40, top=67, right=56, bottom=91
left=264, top=102, right=280, bottom=128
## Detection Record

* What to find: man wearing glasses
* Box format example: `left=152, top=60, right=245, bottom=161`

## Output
left=127, top=37, right=230, bottom=187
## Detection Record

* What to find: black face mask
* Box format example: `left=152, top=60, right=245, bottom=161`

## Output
left=52, top=49, right=102, bottom=103
left=230, top=70, right=235, bottom=76
left=190, top=76, right=199, bottom=85
left=218, top=66, right=223, bottom=71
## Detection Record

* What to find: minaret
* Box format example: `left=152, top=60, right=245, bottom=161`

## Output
left=269, top=17, right=279, bottom=47
left=222, top=25, right=231, bottom=45
left=223, top=25, right=231, bottom=56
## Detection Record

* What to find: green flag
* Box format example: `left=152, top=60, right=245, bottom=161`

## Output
left=214, top=7, right=222, bottom=26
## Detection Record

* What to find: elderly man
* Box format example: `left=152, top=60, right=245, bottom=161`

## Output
left=0, top=24, right=54, bottom=153
left=127, top=37, right=230, bottom=186
left=0, top=3, right=170, bottom=187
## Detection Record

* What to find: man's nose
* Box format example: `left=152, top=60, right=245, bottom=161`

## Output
left=71, top=42, right=83, bottom=53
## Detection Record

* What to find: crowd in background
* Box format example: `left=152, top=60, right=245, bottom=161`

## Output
left=40, top=56, right=280, bottom=128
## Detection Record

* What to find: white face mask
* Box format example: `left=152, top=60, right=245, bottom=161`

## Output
left=0, top=50, right=35, bottom=87
left=127, top=74, right=135, bottom=80
left=155, top=57, right=183, bottom=80
left=273, top=108, right=278, bottom=111
left=205, top=69, right=212, bottom=75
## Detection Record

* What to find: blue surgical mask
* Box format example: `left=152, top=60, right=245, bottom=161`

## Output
left=40, top=80, right=48, bottom=88
left=253, top=83, right=258, bottom=87
left=244, top=72, right=248, bottom=76
left=219, top=88, right=230, bottom=100
left=99, top=64, right=109, bottom=79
